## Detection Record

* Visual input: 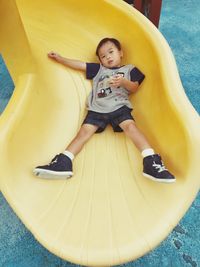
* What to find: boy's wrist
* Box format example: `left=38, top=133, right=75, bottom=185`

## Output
left=121, top=77, right=129, bottom=87
left=56, top=55, right=63, bottom=62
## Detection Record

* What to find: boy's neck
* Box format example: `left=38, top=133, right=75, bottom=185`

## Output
left=103, top=65, right=123, bottom=69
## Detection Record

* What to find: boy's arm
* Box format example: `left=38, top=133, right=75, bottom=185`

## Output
left=48, top=52, right=86, bottom=71
left=121, top=79, right=139, bottom=93
left=110, top=67, right=145, bottom=93
left=110, top=75, right=139, bottom=93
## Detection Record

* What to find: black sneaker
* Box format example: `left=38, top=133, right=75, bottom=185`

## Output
left=143, top=154, right=176, bottom=183
left=33, top=153, right=73, bottom=179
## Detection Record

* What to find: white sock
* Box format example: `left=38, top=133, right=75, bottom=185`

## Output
left=141, top=148, right=155, bottom=158
left=63, top=150, right=74, bottom=160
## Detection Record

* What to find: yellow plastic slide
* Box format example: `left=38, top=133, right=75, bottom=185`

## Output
left=0, top=0, right=200, bottom=266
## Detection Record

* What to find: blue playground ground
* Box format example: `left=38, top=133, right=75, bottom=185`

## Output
left=0, top=1, right=199, bottom=266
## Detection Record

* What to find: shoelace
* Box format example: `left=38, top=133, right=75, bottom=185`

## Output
left=152, top=161, right=168, bottom=173
left=48, top=155, right=59, bottom=166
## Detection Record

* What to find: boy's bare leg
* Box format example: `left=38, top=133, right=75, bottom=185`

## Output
left=34, top=124, right=98, bottom=179
left=66, top=124, right=98, bottom=156
left=119, top=120, right=151, bottom=152
left=119, top=119, right=175, bottom=183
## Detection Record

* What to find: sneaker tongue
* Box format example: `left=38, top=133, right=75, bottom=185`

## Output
left=154, top=154, right=162, bottom=163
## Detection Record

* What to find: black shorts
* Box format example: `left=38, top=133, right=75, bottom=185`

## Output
left=83, top=105, right=134, bottom=133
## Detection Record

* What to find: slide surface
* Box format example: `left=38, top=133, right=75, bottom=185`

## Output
left=0, top=0, right=200, bottom=266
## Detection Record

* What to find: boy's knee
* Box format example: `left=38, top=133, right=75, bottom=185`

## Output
left=78, top=124, right=97, bottom=139
left=121, top=121, right=136, bottom=135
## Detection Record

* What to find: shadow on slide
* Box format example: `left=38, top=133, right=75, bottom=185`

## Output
left=0, top=0, right=200, bottom=266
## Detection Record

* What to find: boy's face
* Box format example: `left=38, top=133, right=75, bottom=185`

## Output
left=98, top=41, right=123, bottom=68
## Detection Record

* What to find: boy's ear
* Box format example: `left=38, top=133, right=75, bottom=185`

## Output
left=120, top=50, right=123, bottom=58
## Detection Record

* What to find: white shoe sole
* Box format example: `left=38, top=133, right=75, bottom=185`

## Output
left=143, top=173, right=176, bottom=183
left=33, top=168, right=73, bottom=180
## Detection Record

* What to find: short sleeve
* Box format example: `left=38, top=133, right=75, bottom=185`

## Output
left=86, top=63, right=100, bottom=79
left=130, top=67, right=145, bottom=85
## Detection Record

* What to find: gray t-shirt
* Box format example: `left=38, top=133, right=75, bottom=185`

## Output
left=86, top=63, right=145, bottom=113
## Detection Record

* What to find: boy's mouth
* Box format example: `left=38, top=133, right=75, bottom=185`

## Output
left=108, top=60, right=113, bottom=65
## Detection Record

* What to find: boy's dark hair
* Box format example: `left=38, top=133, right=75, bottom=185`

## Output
left=96, top=38, right=122, bottom=57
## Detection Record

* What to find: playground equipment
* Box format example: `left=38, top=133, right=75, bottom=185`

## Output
left=124, top=0, right=162, bottom=27
left=134, top=0, right=162, bottom=27
left=0, top=0, right=200, bottom=266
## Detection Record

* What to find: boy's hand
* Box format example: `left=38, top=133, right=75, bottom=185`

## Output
left=47, top=51, right=61, bottom=61
left=109, top=75, right=125, bottom=88
left=110, top=74, right=139, bottom=93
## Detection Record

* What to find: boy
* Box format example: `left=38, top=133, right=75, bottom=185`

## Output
left=34, top=38, right=175, bottom=183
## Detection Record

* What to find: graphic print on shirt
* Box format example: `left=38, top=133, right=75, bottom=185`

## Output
left=97, top=71, right=125, bottom=98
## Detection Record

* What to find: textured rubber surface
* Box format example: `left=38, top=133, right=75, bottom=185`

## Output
left=0, top=0, right=200, bottom=266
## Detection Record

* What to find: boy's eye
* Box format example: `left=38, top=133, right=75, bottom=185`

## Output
left=101, top=55, right=105, bottom=59
left=109, top=50, right=113, bottom=54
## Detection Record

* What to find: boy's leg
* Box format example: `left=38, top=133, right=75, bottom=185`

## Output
left=65, top=124, right=98, bottom=156
left=119, top=119, right=151, bottom=152
left=119, top=120, right=175, bottom=183
left=34, top=124, right=98, bottom=179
